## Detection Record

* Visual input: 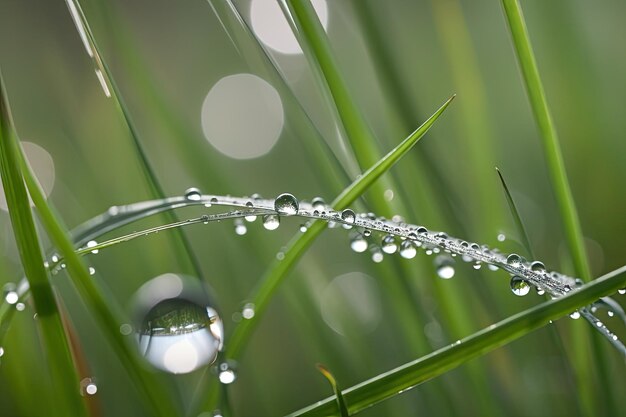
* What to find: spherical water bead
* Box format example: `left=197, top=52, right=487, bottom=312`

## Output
left=299, top=224, right=308, bottom=233
left=435, top=255, right=455, bottom=279
left=370, top=246, right=384, bottom=263
left=86, top=240, right=99, bottom=254
left=399, top=240, right=417, bottom=259
left=234, top=219, right=247, bottom=236
left=506, top=253, right=522, bottom=267
left=350, top=234, right=368, bottom=253
left=536, top=287, right=546, bottom=296
left=530, top=261, right=546, bottom=272
left=184, top=187, right=203, bottom=201
left=311, top=197, right=326, bottom=211
left=3, top=284, right=18, bottom=305
left=218, top=362, right=237, bottom=384
left=15, top=303, right=25, bottom=311
left=262, top=214, right=280, bottom=230
left=242, top=303, right=255, bottom=320
left=618, top=288, right=626, bottom=295
left=416, top=227, right=428, bottom=235
left=244, top=214, right=257, bottom=222
left=80, top=377, right=98, bottom=396
left=569, top=311, right=581, bottom=320
left=472, top=261, right=482, bottom=270
left=510, top=276, right=530, bottom=296
left=497, top=233, right=506, bottom=242
left=274, top=193, right=298, bottom=216
left=381, top=235, right=397, bottom=254
left=363, top=229, right=372, bottom=237
left=132, top=274, right=224, bottom=374
left=341, top=209, right=356, bottom=225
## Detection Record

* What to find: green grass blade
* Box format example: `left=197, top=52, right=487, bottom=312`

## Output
left=14, top=130, right=179, bottom=416
left=225, top=96, right=453, bottom=360
left=288, top=265, right=626, bottom=416
left=65, top=0, right=204, bottom=281
left=0, top=76, right=87, bottom=417
left=495, top=167, right=534, bottom=257
left=317, top=364, right=349, bottom=417
left=499, top=0, right=590, bottom=280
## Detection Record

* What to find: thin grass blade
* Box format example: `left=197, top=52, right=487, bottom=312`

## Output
left=495, top=167, right=534, bottom=257
left=317, top=364, right=349, bottom=417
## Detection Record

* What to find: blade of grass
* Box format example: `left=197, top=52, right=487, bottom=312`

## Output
left=225, top=95, right=454, bottom=360
left=65, top=0, right=204, bottom=282
left=499, top=1, right=596, bottom=413
left=1, top=74, right=87, bottom=417
left=13, top=124, right=179, bottom=416
left=288, top=265, right=626, bottom=416
left=495, top=167, right=534, bottom=257
left=317, top=364, right=349, bottom=417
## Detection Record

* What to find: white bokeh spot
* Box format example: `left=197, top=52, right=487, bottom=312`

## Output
left=250, top=0, right=329, bottom=55
left=201, top=74, right=284, bottom=160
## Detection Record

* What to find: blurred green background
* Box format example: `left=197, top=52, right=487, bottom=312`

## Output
left=0, top=0, right=625, bottom=416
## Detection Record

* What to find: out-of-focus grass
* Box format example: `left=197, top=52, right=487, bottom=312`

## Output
left=0, top=0, right=625, bottom=416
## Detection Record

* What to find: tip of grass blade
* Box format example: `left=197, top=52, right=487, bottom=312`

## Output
left=316, top=364, right=349, bottom=417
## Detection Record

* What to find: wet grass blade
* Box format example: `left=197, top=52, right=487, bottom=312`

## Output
left=225, top=95, right=454, bottom=360
left=495, top=167, right=534, bottom=257
left=499, top=0, right=590, bottom=280
left=13, top=121, right=178, bottom=416
left=0, top=76, right=87, bottom=417
left=288, top=265, right=626, bottom=416
left=317, top=364, right=349, bottom=417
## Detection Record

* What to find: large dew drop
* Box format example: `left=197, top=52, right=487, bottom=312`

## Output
left=435, top=255, right=455, bottom=279
left=341, top=209, right=356, bottom=225
left=274, top=193, right=298, bottom=216
left=184, top=187, right=203, bottom=201
left=381, top=235, right=397, bottom=254
left=399, top=240, right=417, bottom=259
left=350, top=234, right=368, bottom=253
left=132, top=274, right=224, bottom=374
left=510, top=276, right=530, bottom=296
left=262, top=214, right=280, bottom=230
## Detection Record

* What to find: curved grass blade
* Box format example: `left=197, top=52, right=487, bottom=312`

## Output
left=15, top=129, right=179, bottom=417
left=317, top=364, right=349, bottom=417
left=225, top=95, right=454, bottom=360
left=287, top=265, right=626, bottom=416
left=1, top=74, right=87, bottom=417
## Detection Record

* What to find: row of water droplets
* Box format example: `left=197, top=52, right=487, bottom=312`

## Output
left=2, top=189, right=625, bottom=381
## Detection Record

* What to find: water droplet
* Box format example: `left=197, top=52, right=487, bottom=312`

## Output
left=0, top=347, right=4, bottom=357
left=3, top=283, right=18, bottom=305
left=381, top=235, right=397, bottom=254
left=497, top=233, right=506, bottom=242
left=80, top=377, right=98, bottom=396
left=341, top=209, right=356, bottom=225
left=510, top=276, right=530, bottom=296
left=242, top=303, right=255, bottom=319
left=569, top=311, right=581, bottom=320
left=87, top=240, right=100, bottom=255
left=234, top=219, right=247, bottom=236
left=184, top=188, right=203, bottom=201
left=487, top=264, right=499, bottom=271
left=370, top=246, right=384, bottom=263
left=133, top=274, right=224, bottom=374
left=363, top=229, right=372, bottom=237
left=399, top=240, right=417, bottom=259
left=274, top=193, right=298, bottom=216
left=15, top=303, right=25, bottom=311
left=506, top=254, right=521, bottom=267
left=530, top=261, right=546, bottom=272
left=262, top=214, right=280, bottom=230
left=618, top=288, right=625, bottom=295
left=120, top=324, right=133, bottom=335
left=435, top=255, right=455, bottom=279
left=350, top=234, right=368, bottom=253
left=244, top=214, right=257, bottom=222
left=536, top=288, right=546, bottom=296
left=218, top=362, right=237, bottom=384
left=608, top=311, right=615, bottom=317
left=299, top=224, right=308, bottom=233
left=89, top=267, right=96, bottom=276
left=472, top=261, right=482, bottom=270
left=417, top=227, right=428, bottom=235
left=311, top=197, right=326, bottom=211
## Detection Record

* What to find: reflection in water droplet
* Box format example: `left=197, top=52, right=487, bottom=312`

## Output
left=87, top=240, right=99, bottom=254
left=510, top=276, right=530, bottom=296
left=132, top=274, right=223, bottom=374
left=618, top=289, right=625, bottom=295
left=245, top=214, right=257, bottom=222
left=184, top=187, right=202, bottom=201
left=350, top=234, right=368, bottom=253
left=274, top=193, right=299, bottom=216
left=262, top=214, right=280, bottom=230
left=381, top=235, right=397, bottom=254
left=399, top=240, right=417, bottom=259
left=506, top=254, right=521, bottom=267
left=218, top=362, right=237, bottom=384
left=569, top=311, right=581, bottom=320
left=341, top=209, right=355, bottom=225
left=435, top=255, right=455, bottom=279
left=530, top=261, right=545, bottom=272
